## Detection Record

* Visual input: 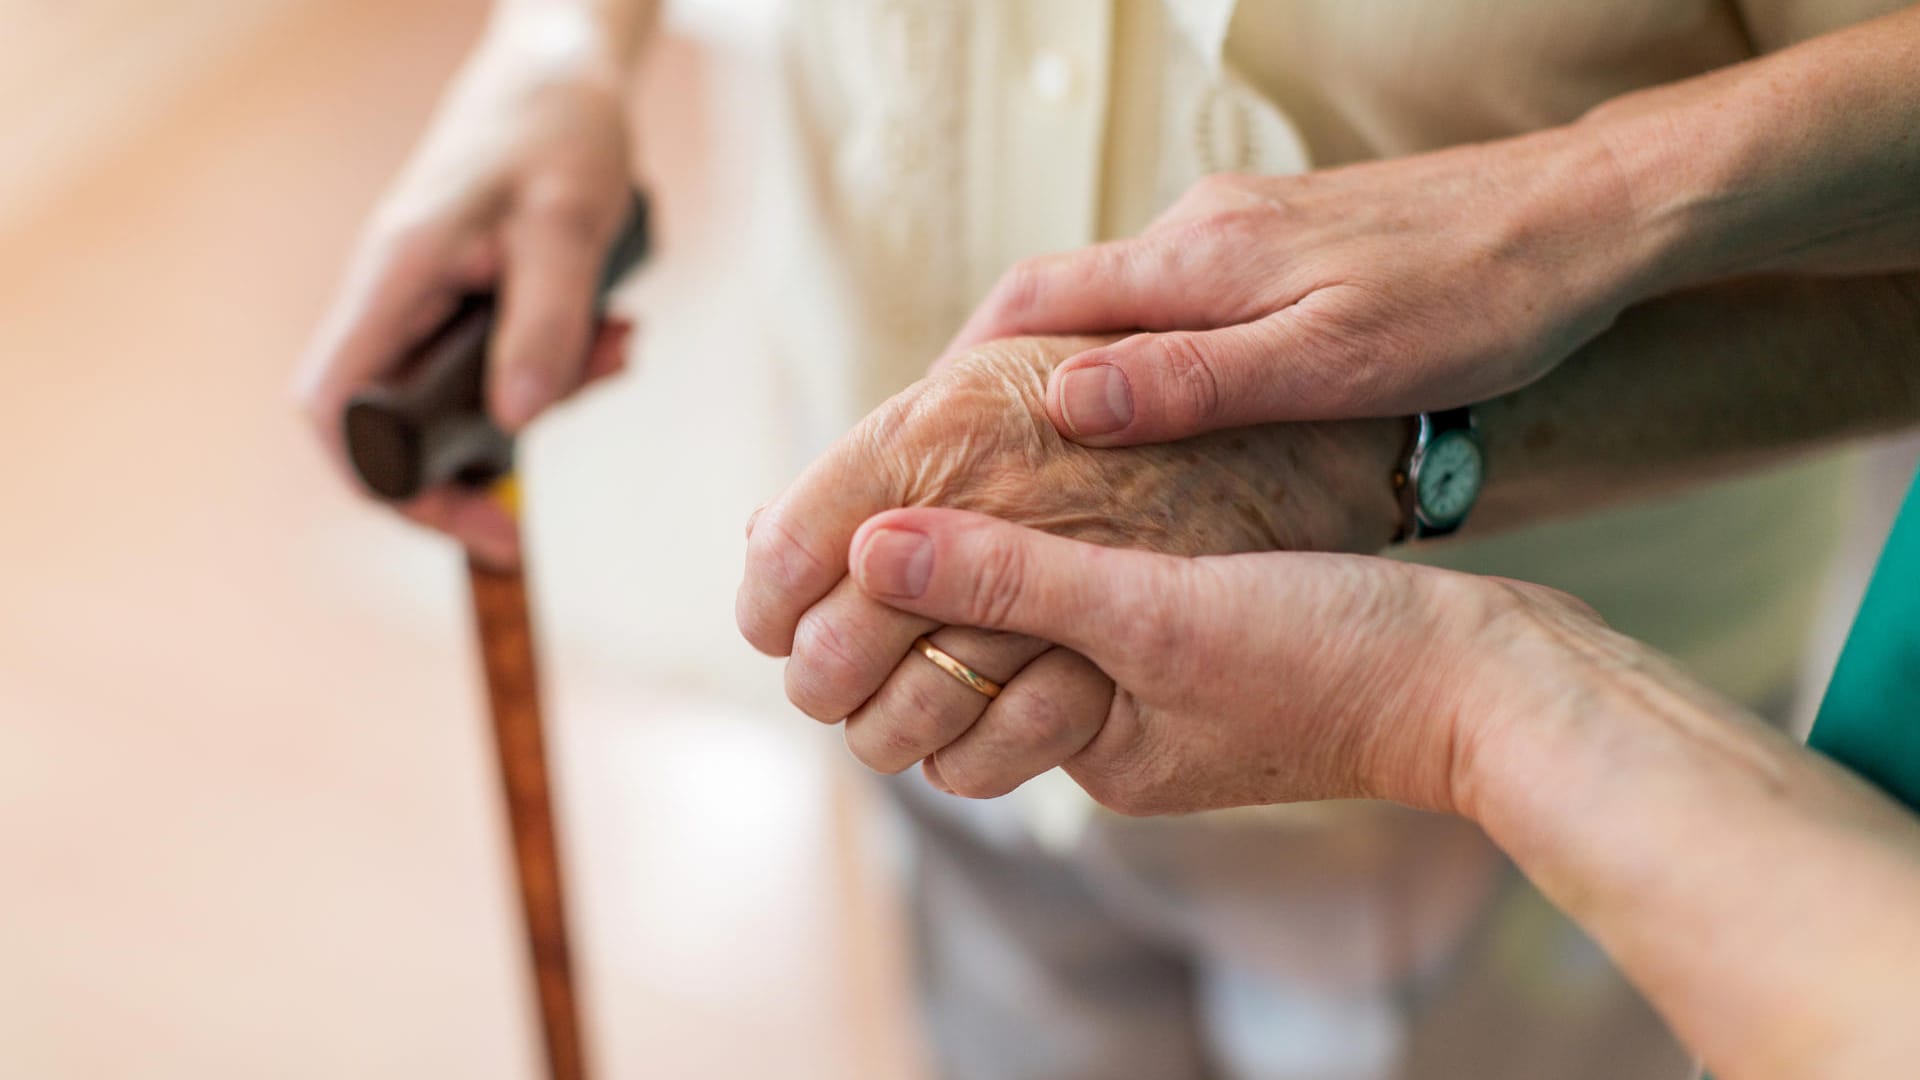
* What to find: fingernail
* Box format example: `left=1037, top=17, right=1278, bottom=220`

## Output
left=1058, top=364, right=1132, bottom=436
left=744, top=504, right=765, bottom=539
left=500, top=368, right=551, bottom=429
left=859, top=527, right=933, bottom=598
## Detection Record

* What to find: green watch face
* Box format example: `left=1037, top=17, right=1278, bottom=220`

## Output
left=1416, top=430, right=1484, bottom=527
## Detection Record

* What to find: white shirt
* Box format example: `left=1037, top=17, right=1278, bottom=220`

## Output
left=767, top=0, right=1899, bottom=701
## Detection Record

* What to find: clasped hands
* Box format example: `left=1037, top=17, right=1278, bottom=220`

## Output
left=737, top=138, right=1665, bottom=814
left=737, top=335, right=1545, bottom=815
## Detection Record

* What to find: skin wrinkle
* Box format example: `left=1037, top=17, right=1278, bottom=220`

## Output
left=1468, top=267, right=1920, bottom=534
left=962, top=651, right=1106, bottom=796
left=769, top=9, right=1920, bottom=1067
left=760, top=515, right=829, bottom=594
left=1571, top=111, right=1674, bottom=298
left=1465, top=595, right=1804, bottom=887
left=828, top=489, right=1920, bottom=1072
left=1445, top=584, right=1920, bottom=1077
left=1088, top=554, right=1434, bottom=815
left=888, top=341, right=1400, bottom=559
left=746, top=335, right=1398, bottom=793
left=1315, top=564, right=1463, bottom=808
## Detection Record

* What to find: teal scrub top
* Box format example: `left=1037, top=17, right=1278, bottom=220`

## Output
left=1810, top=467, right=1920, bottom=812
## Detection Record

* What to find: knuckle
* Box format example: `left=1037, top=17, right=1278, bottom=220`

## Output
left=993, top=260, right=1049, bottom=320
left=877, top=713, right=944, bottom=766
left=1163, top=217, right=1224, bottom=257
left=1065, top=699, right=1175, bottom=816
left=1106, top=572, right=1188, bottom=670
left=893, top=673, right=960, bottom=730
left=1153, top=334, right=1223, bottom=429
left=1177, top=176, right=1240, bottom=218
left=791, top=609, right=853, bottom=670
left=842, top=725, right=897, bottom=773
left=786, top=613, right=863, bottom=715
left=370, top=219, right=451, bottom=276
left=734, top=584, right=793, bottom=659
left=799, top=628, right=1014, bottom=760
left=847, top=705, right=948, bottom=774
left=933, top=752, right=1006, bottom=801
left=1287, top=291, right=1401, bottom=403
left=517, top=184, right=613, bottom=243
left=1000, top=693, right=1075, bottom=757
left=495, top=315, right=573, bottom=367
left=747, top=514, right=826, bottom=594
left=1188, top=174, right=1279, bottom=219
left=1191, top=172, right=1247, bottom=200
left=782, top=665, right=843, bottom=723
left=1190, top=213, right=1239, bottom=249
left=964, top=541, right=1028, bottom=628
left=948, top=772, right=1016, bottom=801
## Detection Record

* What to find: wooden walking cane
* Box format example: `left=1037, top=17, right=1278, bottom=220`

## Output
left=338, top=193, right=651, bottom=1080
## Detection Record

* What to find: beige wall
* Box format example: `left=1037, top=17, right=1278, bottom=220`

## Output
left=0, top=1, right=312, bottom=225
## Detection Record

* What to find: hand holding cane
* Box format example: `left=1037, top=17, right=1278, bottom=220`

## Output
left=338, top=192, right=650, bottom=1080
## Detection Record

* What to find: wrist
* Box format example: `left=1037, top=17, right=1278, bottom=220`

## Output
left=481, top=2, right=645, bottom=88
left=1344, top=568, right=1541, bottom=814
left=1446, top=588, right=1754, bottom=869
left=1439, top=582, right=1622, bottom=828
left=1338, top=417, right=1416, bottom=552
left=1572, top=79, right=1797, bottom=296
left=1500, top=121, right=1692, bottom=320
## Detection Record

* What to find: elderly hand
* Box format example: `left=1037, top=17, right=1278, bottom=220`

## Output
left=295, top=10, right=638, bottom=565
left=842, top=507, right=1593, bottom=815
left=737, top=335, right=1403, bottom=796
left=948, top=126, right=1666, bottom=447
left=847, top=509, right=1920, bottom=1080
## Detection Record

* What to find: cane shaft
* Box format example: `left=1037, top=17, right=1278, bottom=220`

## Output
left=335, top=197, right=647, bottom=1079
left=468, top=554, right=588, bottom=1080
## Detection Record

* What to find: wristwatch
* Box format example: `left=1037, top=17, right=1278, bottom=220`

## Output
left=1391, top=407, right=1485, bottom=543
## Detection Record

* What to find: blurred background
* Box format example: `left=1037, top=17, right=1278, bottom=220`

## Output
left=0, top=0, right=924, bottom=1076
left=2, top=2, right=1917, bottom=1078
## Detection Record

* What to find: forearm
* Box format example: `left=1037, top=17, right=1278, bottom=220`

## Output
left=1586, top=5, right=1920, bottom=289
left=1462, top=6, right=1920, bottom=534
left=1461, top=622, right=1920, bottom=1077
left=1469, top=271, right=1920, bottom=533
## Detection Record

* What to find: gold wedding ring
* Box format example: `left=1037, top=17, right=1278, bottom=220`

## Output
left=912, top=636, right=1003, bottom=699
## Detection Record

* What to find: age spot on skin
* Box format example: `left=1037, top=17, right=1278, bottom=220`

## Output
left=1236, top=501, right=1272, bottom=537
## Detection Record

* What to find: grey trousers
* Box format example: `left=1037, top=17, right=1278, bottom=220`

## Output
left=891, top=773, right=1694, bottom=1080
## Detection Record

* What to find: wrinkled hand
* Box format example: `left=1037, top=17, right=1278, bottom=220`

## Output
left=847, top=507, right=1596, bottom=816
left=949, top=127, right=1661, bottom=446
left=295, top=16, right=637, bottom=565
left=737, top=335, right=1403, bottom=797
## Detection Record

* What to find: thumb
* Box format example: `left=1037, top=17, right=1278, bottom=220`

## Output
left=848, top=508, right=1182, bottom=668
left=1045, top=308, right=1364, bottom=446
